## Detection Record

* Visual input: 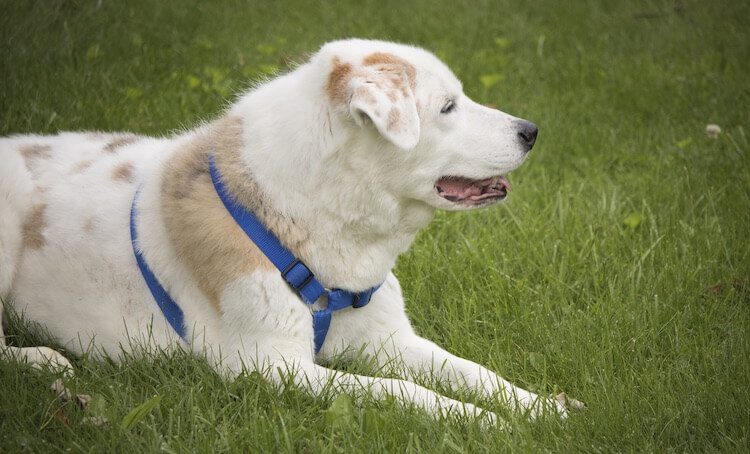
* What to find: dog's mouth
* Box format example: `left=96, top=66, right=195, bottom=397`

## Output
left=435, top=175, right=511, bottom=206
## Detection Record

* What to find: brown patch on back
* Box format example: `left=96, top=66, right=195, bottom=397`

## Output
left=20, top=144, right=51, bottom=160
left=161, top=116, right=285, bottom=313
left=19, top=144, right=52, bottom=174
left=23, top=203, right=47, bottom=250
left=104, top=134, right=139, bottom=153
left=112, top=162, right=135, bottom=182
left=387, top=107, right=401, bottom=132
left=326, top=57, right=353, bottom=106
left=69, top=159, right=94, bottom=175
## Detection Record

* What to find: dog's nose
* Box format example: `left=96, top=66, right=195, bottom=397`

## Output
left=516, top=120, right=538, bottom=152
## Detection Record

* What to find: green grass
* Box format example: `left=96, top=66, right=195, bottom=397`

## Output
left=2, top=0, right=749, bottom=451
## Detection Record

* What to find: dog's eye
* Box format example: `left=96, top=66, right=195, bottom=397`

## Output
left=440, top=100, right=456, bottom=114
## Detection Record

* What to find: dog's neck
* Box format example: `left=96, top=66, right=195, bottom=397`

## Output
left=185, top=84, right=434, bottom=290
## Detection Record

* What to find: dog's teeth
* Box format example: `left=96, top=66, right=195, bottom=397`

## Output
left=490, top=176, right=499, bottom=186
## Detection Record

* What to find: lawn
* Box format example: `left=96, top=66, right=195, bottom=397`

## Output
left=1, top=0, right=749, bottom=451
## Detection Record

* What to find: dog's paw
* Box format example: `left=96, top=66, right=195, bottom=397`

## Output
left=27, top=346, right=74, bottom=376
left=510, top=392, right=581, bottom=420
left=530, top=392, right=587, bottom=420
left=509, top=390, right=586, bottom=420
left=527, top=395, right=568, bottom=420
left=554, top=392, right=585, bottom=412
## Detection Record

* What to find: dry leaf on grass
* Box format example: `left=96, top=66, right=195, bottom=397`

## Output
left=50, top=379, right=92, bottom=409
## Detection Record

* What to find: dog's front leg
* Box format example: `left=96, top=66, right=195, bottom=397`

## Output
left=322, top=273, right=567, bottom=419
left=215, top=274, right=498, bottom=425
left=373, top=334, right=568, bottom=419
left=268, top=360, right=499, bottom=426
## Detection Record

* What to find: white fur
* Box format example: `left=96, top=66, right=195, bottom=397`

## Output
left=0, top=39, right=566, bottom=423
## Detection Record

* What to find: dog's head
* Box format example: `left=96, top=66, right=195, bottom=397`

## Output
left=315, top=39, right=537, bottom=211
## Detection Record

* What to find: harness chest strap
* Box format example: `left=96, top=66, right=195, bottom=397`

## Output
left=129, top=156, right=381, bottom=353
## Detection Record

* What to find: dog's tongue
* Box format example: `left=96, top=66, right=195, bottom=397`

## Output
left=439, top=177, right=485, bottom=197
left=437, top=176, right=510, bottom=200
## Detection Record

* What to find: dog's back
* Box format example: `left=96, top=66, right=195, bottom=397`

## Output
left=0, top=132, right=173, bottom=356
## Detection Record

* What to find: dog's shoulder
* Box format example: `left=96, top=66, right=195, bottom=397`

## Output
left=159, top=116, right=280, bottom=311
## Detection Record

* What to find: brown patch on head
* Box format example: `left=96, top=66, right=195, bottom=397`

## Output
left=326, top=57, right=353, bottom=106
left=112, top=162, right=135, bottom=182
left=355, top=86, right=378, bottom=105
left=362, top=52, right=417, bottom=92
left=327, top=53, right=417, bottom=108
left=387, top=107, right=401, bottom=132
left=104, top=134, right=139, bottom=153
left=23, top=203, right=47, bottom=250
left=160, top=116, right=295, bottom=313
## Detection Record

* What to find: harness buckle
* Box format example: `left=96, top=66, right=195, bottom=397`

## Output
left=281, top=259, right=315, bottom=294
left=352, top=290, right=372, bottom=309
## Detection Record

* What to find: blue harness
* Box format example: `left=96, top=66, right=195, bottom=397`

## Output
left=129, top=155, right=381, bottom=353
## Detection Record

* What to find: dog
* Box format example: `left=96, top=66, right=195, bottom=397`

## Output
left=0, top=39, right=573, bottom=424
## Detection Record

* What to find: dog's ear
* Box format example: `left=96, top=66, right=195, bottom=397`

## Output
left=348, top=70, right=420, bottom=150
left=327, top=55, right=420, bottom=150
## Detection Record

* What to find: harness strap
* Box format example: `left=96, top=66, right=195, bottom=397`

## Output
left=208, top=155, right=380, bottom=353
left=128, top=156, right=381, bottom=354
left=130, top=189, right=187, bottom=341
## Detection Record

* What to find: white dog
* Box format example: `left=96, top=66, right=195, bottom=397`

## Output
left=0, top=39, right=572, bottom=424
